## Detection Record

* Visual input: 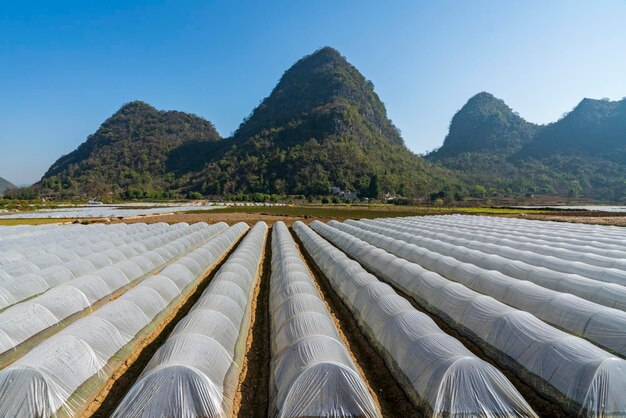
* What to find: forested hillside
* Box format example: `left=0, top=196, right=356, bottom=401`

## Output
left=29, top=49, right=626, bottom=202
left=39, top=101, right=221, bottom=198
left=35, top=47, right=454, bottom=200
left=190, top=47, right=453, bottom=197
left=427, top=94, right=626, bottom=201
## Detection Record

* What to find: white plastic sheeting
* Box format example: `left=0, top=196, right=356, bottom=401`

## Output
left=293, top=221, right=536, bottom=417
left=0, top=222, right=228, bottom=355
left=399, top=215, right=626, bottom=259
left=270, top=222, right=380, bottom=418
left=310, top=220, right=626, bottom=417
left=0, top=222, right=249, bottom=418
left=432, top=214, right=626, bottom=243
left=0, top=223, right=62, bottom=243
left=331, top=220, right=626, bottom=358
left=0, top=222, right=165, bottom=254
left=0, top=203, right=224, bottom=219
left=0, top=223, right=178, bottom=281
left=0, top=223, right=202, bottom=310
left=355, top=218, right=626, bottom=312
left=112, top=221, right=267, bottom=418
left=396, top=215, right=626, bottom=283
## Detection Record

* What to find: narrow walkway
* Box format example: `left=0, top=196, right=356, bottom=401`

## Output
left=88, top=232, right=248, bottom=417
left=291, top=228, right=419, bottom=417
left=332, top=236, right=568, bottom=417
left=235, top=228, right=271, bottom=418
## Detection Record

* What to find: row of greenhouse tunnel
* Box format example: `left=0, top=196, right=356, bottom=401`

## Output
left=0, top=215, right=625, bottom=417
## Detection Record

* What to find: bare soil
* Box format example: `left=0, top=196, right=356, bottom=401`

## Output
left=100, top=206, right=626, bottom=229
left=233, top=229, right=272, bottom=418
left=86, top=233, right=247, bottom=417
left=393, top=283, right=566, bottom=417
left=291, top=228, right=419, bottom=418
left=504, top=211, right=626, bottom=226
left=106, top=212, right=306, bottom=227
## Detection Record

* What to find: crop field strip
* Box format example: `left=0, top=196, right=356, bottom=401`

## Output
left=0, top=222, right=209, bottom=311
left=268, top=222, right=381, bottom=417
left=293, top=221, right=536, bottom=416
left=331, top=220, right=626, bottom=357
left=310, top=219, right=626, bottom=416
left=89, top=225, right=252, bottom=418
left=356, top=218, right=626, bottom=309
left=0, top=222, right=250, bottom=417
left=111, top=222, right=267, bottom=417
left=406, top=217, right=626, bottom=272
left=290, top=225, right=421, bottom=417
left=78, top=222, right=251, bottom=417
left=0, top=215, right=625, bottom=417
left=0, top=222, right=229, bottom=368
left=232, top=224, right=272, bottom=418
left=301, top=234, right=565, bottom=417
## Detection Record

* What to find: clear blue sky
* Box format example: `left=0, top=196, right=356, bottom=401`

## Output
left=1, top=0, right=625, bottom=185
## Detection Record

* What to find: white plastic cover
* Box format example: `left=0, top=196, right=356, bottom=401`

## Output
left=0, top=222, right=229, bottom=355
left=270, top=222, right=380, bottom=418
left=394, top=215, right=626, bottom=283
left=310, top=220, right=626, bottom=417
left=0, top=223, right=152, bottom=259
left=355, top=218, right=626, bottom=311
left=0, top=222, right=249, bottom=418
left=331, top=220, right=626, bottom=358
left=0, top=223, right=185, bottom=310
left=112, top=221, right=266, bottom=418
left=434, top=214, right=626, bottom=242
left=293, top=221, right=536, bottom=417
left=0, top=203, right=224, bottom=219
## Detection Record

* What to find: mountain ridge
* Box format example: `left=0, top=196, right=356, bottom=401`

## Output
left=24, top=48, right=626, bottom=202
left=0, top=177, right=16, bottom=195
left=39, top=100, right=221, bottom=197
left=190, top=46, right=448, bottom=196
left=428, top=94, right=626, bottom=200
left=35, top=46, right=453, bottom=199
left=429, top=92, right=540, bottom=158
left=517, top=97, right=626, bottom=161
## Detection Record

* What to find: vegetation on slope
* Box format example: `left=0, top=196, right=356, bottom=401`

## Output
left=39, top=101, right=221, bottom=198
left=31, top=47, right=456, bottom=201
left=427, top=94, right=626, bottom=202
left=28, top=49, right=626, bottom=203
left=519, top=97, right=626, bottom=161
left=190, top=47, right=455, bottom=198
left=429, top=92, right=539, bottom=158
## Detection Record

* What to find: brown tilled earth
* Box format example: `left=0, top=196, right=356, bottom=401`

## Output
left=291, top=230, right=420, bottom=417
left=505, top=211, right=626, bottom=226
left=99, top=208, right=626, bottom=227
left=106, top=212, right=310, bottom=227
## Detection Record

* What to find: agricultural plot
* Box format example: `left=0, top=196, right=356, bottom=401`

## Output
left=0, top=214, right=625, bottom=417
left=0, top=203, right=225, bottom=220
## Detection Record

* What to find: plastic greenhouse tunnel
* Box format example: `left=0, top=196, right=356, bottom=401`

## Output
left=269, top=222, right=381, bottom=418
left=311, top=220, right=626, bottom=417
left=293, top=221, right=537, bottom=417
left=0, top=222, right=249, bottom=417
left=112, top=221, right=268, bottom=418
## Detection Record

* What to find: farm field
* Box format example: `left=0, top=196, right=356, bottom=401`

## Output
left=0, top=202, right=226, bottom=219
left=104, top=204, right=626, bottom=228
left=0, top=214, right=625, bottom=417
